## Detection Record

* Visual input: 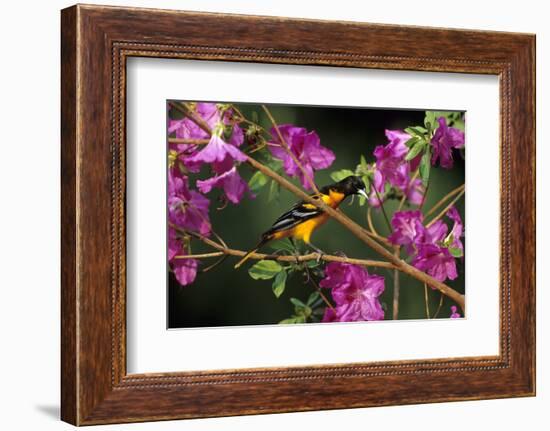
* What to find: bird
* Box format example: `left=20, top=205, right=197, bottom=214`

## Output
left=234, top=175, right=369, bottom=268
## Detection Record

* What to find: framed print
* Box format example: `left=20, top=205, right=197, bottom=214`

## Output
left=61, top=4, right=536, bottom=425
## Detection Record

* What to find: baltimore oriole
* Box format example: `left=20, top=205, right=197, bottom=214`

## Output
left=234, top=175, right=369, bottom=268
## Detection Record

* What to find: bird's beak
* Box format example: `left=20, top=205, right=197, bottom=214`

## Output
left=357, top=189, right=369, bottom=200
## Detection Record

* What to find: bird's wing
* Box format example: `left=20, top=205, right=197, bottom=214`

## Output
left=267, top=195, right=324, bottom=234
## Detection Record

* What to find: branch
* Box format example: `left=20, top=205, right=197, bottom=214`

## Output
left=392, top=249, right=400, bottom=320
left=425, top=183, right=465, bottom=218
left=366, top=206, right=391, bottom=246
left=176, top=231, right=396, bottom=270
left=426, top=188, right=465, bottom=228
left=169, top=102, right=213, bottom=135
left=169, top=138, right=210, bottom=145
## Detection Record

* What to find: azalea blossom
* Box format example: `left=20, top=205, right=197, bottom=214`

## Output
left=430, top=117, right=465, bottom=169
left=446, top=206, right=464, bottom=252
left=388, top=210, right=425, bottom=249
left=450, top=305, right=461, bottom=319
left=172, top=257, right=199, bottom=286
left=412, top=244, right=458, bottom=283
left=373, top=129, right=415, bottom=188
left=268, top=124, right=335, bottom=190
left=388, top=209, right=458, bottom=283
left=197, top=166, right=253, bottom=204
left=320, top=262, right=385, bottom=322
left=404, top=177, right=424, bottom=205
left=168, top=228, right=199, bottom=286
left=169, top=116, right=208, bottom=141
left=388, top=211, right=447, bottom=249
left=369, top=129, right=424, bottom=207
left=187, top=133, right=247, bottom=174
left=420, top=220, right=448, bottom=245
left=168, top=171, right=211, bottom=236
left=169, top=102, right=245, bottom=173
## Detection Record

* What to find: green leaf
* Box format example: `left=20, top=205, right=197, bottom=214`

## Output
left=449, top=247, right=463, bottom=258
left=267, top=179, right=280, bottom=202
left=451, top=117, right=465, bottom=132
left=360, top=154, right=368, bottom=170
left=264, top=157, right=283, bottom=172
left=300, top=306, right=312, bottom=318
left=330, top=169, right=355, bottom=182
left=290, top=297, right=306, bottom=308
left=405, top=141, right=426, bottom=161
left=306, top=260, right=320, bottom=268
left=420, top=150, right=431, bottom=183
left=268, top=239, right=296, bottom=254
left=272, top=270, right=288, bottom=298
left=424, top=111, right=437, bottom=130
left=268, top=182, right=279, bottom=202
left=306, top=291, right=320, bottom=306
left=248, top=171, right=268, bottom=193
left=248, top=260, right=283, bottom=280
left=279, top=316, right=305, bottom=324
left=404, top=136, right=421, bottom=148
left=427, top=111, right=465, bottom=132
left=361, top=175, right=371, bottom=194
left=405, top=126, right=427, bottom=137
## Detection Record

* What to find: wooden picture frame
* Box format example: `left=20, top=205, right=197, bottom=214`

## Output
left=61, top=4, right=535, bottom=425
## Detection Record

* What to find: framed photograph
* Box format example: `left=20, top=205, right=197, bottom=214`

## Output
left=61, top=4, right=535, bottom=425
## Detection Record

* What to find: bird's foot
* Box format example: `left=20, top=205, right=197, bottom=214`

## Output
left=315, top=252, right=325, bottom=264
left=308, top=244, right=326, bottom=263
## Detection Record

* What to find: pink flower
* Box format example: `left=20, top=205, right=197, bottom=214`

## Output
left=446, top=206, right=464, bottom=252
left=197, top=166, right=253, bottom=204
left=388, top=211, right=447, bottom=250
left=168, top=171, right=211, bottom=236
left=368, top=169, right=385, bottom=207
left=412, top=244, right=458, bottom=283
left=320, top=262, right=385, bottom=322
left=187, top=133, right=247, bottom=174
left=386, top=129, right=412, bottom=150
left=373, top=132, right=409, bottom=188
left=450, top=305, right=461, bottom=319
left=168, top=227, right=198, bottom=286
left=173, top=258, right=199, bottom=286
left=170, top=103, right=229, bottom=136
left=369, top=129, right=424, bottom=207
left=169, top=117, right=208, bottom=140
left=268, top=125, right=335, bottom=190
left=422, top=220, right=448, bottom=244
left=388, top=210, right=425, bottom=249
left=404, top=177, right=424, bottom=205
left=388, top=210, right=458, bottom=283
left=431, top=117, right=465, bottom=169
left=169, top=103, right=245, bottom=173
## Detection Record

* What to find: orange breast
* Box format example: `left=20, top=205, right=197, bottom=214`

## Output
left=291, top=213, right=330, bottom=243
left=274, top=189, right=346, bottom=244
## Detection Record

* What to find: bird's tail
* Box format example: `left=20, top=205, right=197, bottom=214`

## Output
left=234, top=236, right=270, bottom=269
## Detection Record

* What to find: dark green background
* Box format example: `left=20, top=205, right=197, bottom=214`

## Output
left=168, top=102, right=465, bottom=328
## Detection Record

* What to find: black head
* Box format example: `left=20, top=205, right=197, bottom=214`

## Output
left=334, top=175, right=369, bottom=198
